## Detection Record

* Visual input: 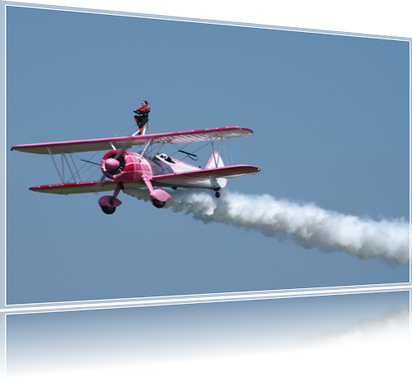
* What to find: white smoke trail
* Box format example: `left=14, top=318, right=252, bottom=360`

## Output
left=123, top=188, right=410, bottom=265
left=269, top=308, right=409, bottom=353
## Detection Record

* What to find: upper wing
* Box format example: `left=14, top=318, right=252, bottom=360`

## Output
left=152, top=165, right=261, bottom=188
left=11, top=126, right=253, bottom=155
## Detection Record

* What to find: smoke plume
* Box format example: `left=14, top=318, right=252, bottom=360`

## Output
left=269, top=308, right=409, bottom=354
left=124, top=188, right=409, bottom=265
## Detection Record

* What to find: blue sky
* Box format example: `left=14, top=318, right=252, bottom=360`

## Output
left=6, top=6, right=410, bottom=304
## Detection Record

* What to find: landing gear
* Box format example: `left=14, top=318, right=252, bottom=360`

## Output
left=152, top=199, right=166, bottom=208
left=101, top=205, right=116, bottom=215
left=215, top=191, right=221, bottom=198
left=98, top=185, right=123, bottom=215
left=142, top=176, right=171, bottom=209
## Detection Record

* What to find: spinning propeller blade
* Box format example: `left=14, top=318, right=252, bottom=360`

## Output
left=95, top=139, right=132, bottom=188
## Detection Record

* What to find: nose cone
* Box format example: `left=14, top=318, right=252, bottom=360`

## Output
left=105, top=158, right=120, bottom=170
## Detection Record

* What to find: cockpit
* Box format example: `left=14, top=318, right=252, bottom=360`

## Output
left=155, top=153, right=175, bottom=164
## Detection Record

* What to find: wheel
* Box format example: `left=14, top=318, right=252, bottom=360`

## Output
left=215, top=191, right=221, bottom=198
left=152, top=199, right=166, bottom=208
left=101, top=205, right=116, bottom=214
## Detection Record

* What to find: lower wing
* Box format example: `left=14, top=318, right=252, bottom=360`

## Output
left=29, top=180, right=143, bottom=194
left=152, top=165, right=260, bottom=188
left=28, top=165, right=260, bottom=194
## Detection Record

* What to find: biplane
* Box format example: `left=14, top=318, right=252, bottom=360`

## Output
left=11, top=126, right=260, bottom=214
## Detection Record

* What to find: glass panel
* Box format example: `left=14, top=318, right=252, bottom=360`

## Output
left=7, top=292, right=409, bottom=377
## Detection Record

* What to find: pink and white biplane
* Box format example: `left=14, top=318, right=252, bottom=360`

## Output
left=11, top=126, right=260, bottom=214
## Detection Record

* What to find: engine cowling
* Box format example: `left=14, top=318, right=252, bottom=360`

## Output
left=101, top=150, right=150, bottom=182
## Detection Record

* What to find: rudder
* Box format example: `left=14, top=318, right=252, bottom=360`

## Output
left=206, top=151, right=225, bottom=169
left=206, top=151, right=227, bottom=189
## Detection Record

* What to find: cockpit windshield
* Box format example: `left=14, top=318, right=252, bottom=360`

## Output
left=155, top=153, right=175, bottom=163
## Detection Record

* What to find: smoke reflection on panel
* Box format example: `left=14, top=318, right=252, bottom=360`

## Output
left=6, top=291, right=411, bottom=377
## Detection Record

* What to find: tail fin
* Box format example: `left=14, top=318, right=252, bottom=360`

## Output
left=206, top=151, right=225, bottom=169
left=206, top=152, right=227, bottom=188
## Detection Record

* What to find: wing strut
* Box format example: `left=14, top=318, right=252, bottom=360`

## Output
left=63, top=153, right=79, bottom=184
left=139, top=138, right=153, bottom=161
left=210, top=138, right=218, bottom=167
left=69, top=154, right=82, bottom=182
left=210, top=137, right=225, bottom=167
left=151, top=142, right=166, bottom=159
left=46, top=147, right=89, bottom=184
left=47, top=147, right=64, bottom=183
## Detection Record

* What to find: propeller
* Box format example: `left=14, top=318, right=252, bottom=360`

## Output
left=95, top=140, right=132, bottom=189
left=105, top=158, right=120, bottom=170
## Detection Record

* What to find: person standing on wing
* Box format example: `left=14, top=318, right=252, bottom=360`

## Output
left=133, top=100, right=151, bottom=135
